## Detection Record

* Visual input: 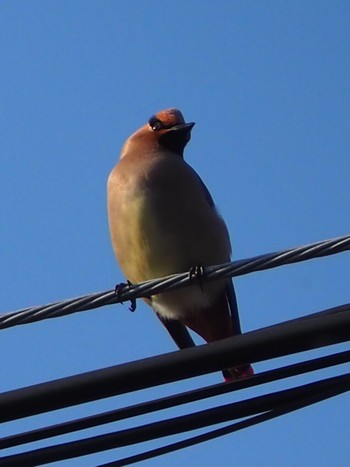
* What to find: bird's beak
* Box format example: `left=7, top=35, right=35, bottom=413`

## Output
left=158, top=121, right=195, bottom=154
left=170, top=122, right=195, bottom=134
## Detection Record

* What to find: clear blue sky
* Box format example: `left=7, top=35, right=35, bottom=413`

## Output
left=1, top=1, right=349, bottom=466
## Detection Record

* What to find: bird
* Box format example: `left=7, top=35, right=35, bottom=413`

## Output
left=107, top=108, right=253, bottom=380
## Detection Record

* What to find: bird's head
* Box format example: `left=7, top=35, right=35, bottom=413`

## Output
left=121, top=108, right=195, bottom=158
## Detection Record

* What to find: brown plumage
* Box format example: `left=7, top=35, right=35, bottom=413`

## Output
left=107, top=108, right=253, bottom=380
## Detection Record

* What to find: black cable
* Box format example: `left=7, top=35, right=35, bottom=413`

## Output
left=0, top=238, right=348, bottom=464
left=99, top=378, right=350, bottom=467
left=0, top=304, right=349, bottom=423
left=1, top=374, right=349, bottom=466
left=1, top=349, right=349, bottom=450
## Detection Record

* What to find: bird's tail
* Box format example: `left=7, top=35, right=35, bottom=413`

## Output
left=223, top=281, right=254, bottom=381
left=223, top=364, right=254, bottom=382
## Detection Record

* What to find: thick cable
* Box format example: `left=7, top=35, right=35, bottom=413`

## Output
left=0, top=303, right=349, bottom=423
left=1, top=349, right=349, bottom=450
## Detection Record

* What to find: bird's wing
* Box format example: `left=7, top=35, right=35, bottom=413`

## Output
left=154, top=172, right=242, bottom=350
left=196, top=171, right=243, bottom=337
left=194, top=172, right=215, bottom=207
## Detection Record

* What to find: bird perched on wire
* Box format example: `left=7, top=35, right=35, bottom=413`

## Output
left=107, top=108, right=253, bottom=380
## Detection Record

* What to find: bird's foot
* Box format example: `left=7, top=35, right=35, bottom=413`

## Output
left=114, top=280, right=137, bottom=312
left=189, top=265, right=205, bottom=291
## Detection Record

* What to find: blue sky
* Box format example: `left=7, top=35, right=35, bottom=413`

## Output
left=0, top=1, right=349, bottom=466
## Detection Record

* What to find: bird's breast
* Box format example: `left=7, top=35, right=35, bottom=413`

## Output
left=108, top=154, right=231, bottom=315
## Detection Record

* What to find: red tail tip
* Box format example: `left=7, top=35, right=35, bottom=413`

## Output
left=224, top=364, right=254, bottom=382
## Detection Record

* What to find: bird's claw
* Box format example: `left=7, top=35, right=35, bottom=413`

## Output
left=189, top=265, right=205, bottom=291
left=114, top=280, right=137, bottom=312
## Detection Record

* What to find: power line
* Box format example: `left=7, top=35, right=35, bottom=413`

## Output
left=0, top=234, right=349, bottom=330
left=1, top=350, right=349, bottom=450
left=1, top=374, right=349, bottom=466
left=99, top=377, right=349, bottom=467
left=0, top=234, right=349, bottom=466
left=0, top=303, right=349, bottom=423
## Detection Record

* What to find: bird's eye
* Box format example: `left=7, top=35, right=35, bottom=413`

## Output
left=149, top=116, right=163, bottom=131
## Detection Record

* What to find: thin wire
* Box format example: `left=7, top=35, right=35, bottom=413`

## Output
left=0, top=234, right=349, bottom=330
